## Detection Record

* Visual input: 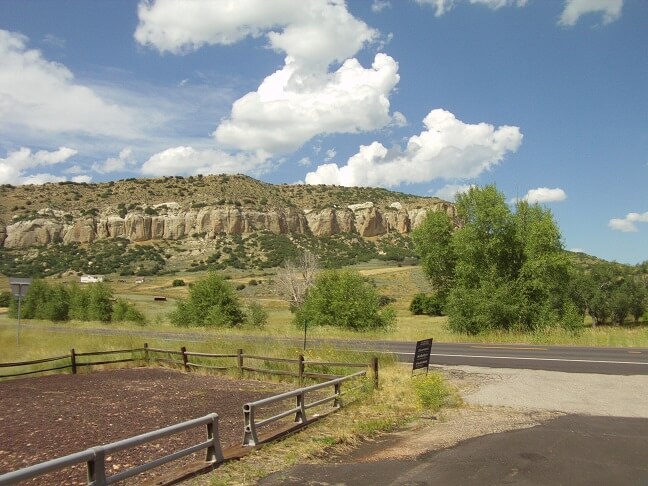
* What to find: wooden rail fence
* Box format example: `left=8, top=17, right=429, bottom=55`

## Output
left=0, top=343, right=380, bottom=388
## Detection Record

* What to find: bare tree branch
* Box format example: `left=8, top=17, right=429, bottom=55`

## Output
left=274, top=250, right=319, bottom=308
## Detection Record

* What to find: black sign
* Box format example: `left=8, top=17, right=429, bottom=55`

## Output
left=412, top=338, right=433, bottom=373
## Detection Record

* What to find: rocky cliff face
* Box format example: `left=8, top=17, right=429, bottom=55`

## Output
left=0, top=201, right=455, bottom=249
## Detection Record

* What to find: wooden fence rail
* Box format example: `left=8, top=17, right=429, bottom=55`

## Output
left=0, top=344, right=380, bottom=388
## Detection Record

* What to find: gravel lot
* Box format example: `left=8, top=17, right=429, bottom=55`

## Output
left=442, top=365, right=648, bottom=418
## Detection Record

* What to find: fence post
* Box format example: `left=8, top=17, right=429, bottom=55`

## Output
left=298, top=354, right=305, bottom=386
left=237, top=349, right=243, bottom=376
left=242, top=404, right=258, bottom=446
left=205, top=414, right=224, bottom=463
left=70, top=348, right=77, bottom=375
left=181, top=346, right=189, bottom=372
left=372, top=357, right=379, bottom=390
left=88, top=446, right=107, bottom=486
left=295, top=391, right=307, bottom=424
left=143, top=342, right=149, bottom=366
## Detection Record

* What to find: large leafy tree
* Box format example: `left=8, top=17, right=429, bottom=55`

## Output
left=413, top=185, right=580, bottom=334
left=170, top=272, right=245, bottom=327
left=294, top=269, right=395, bottom=332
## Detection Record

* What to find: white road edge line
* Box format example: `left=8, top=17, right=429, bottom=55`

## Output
left=346, top=349, right=647, bottom=365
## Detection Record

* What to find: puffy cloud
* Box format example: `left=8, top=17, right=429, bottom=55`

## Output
left=92, top=148, right=136, bottom=174
left=432, top=183, right=474, bottom=201
left=305, top=109, right=522, bottom=187
left=558, top=0, right=623, bottom=26
left=0, top=146, right=78, bottom=185
left=520, top=187, right=567, bottom=204
left=609, top=211, right=648, bottom=233
left=135, top=0, right=377, bottom=69
left=0, top=30, right=140, bottom=139
left=372, top=1, right=392, bottom=12
left=136, top=1, right=395, bottom=156
left=415, top=0, right=527, bottom=17
left=214, top=54, right=400, bottom=154
left=141, top=146, right=270, bottom=177
left=71, top=175, right=92, bottom=184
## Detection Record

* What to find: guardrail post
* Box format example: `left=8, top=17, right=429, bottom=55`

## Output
left=237, top=349, right=243, bottom=376
left=70, top=348, right=77, bottom=375
left=205, top=413, right=224, bottom=463
left=298, top=354, right=304, bottom=386
left=181, top=346, right=189, bottom=372
left=372, top=356, right=379, bottom=389
left=143, top=342, right=149, bottom=366
left=88, top=446, right=107, bottom=486
left=334, top=383, right=342, bottom=408
left=242, top=404, right=258, bottom=446
left=294, top=391, right=307, bottom=424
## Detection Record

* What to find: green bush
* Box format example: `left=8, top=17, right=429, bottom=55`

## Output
left=169, top=272, right=244, bottom=327
left=245, top=301, right=268, bottom=328
left=112, top=299, right=146, bottom=324
left=0, top=291, right=11, bottom=307
left=409, top=293, right=444, bottom=316
left=172, top=279, right=185, bottom=287
left=412, top=373, right=452, bottom=411
left=295, top=269, right=395, bottom=332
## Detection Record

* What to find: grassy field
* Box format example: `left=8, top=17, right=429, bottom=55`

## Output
left=1, top=261, right=647, bottom=356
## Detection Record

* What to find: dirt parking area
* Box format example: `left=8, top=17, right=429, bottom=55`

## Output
left=0, top=367, right=291, bottom=485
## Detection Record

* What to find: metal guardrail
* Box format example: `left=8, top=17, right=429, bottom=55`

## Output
left=242, top=370, right=367, bottom=446
left=0, top=413, right=224, bottom=486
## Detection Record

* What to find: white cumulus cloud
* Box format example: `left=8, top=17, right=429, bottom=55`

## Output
left=558, top=0, right=623, bottom=26
left=136, top=0, right=396, bottom=157
left=521, top=187, right=567, bottom=204
left=135, top=0, right=377, bottom=69
left=415, top=0, right=527, bottom=17
left=213, top=53, right=400, bottom=154
left=305, top=109, right=522, bottom=187
left=141, top=146, right=270, bottom=177
left=432, top=183, right=474, bottom=201
left=92, top=148, right=136, bottom=174
left=0, top=146, right=78, bottom=185
left=0, top=30, right=140, bottom=139
left=609, top=211, right=648, bottom=233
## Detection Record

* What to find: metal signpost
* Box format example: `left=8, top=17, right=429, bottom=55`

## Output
left=9, top=277, right=31, bottom=345
left=412, top=337, right=433, bottom=375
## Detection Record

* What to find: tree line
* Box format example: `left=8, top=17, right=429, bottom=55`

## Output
left=8, top=280, right=145, bottom=324
left=412, top=185, right=647, bottom=333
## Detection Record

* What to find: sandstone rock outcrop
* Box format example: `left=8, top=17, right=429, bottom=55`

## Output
left=1, top=201, right=455, bottom=249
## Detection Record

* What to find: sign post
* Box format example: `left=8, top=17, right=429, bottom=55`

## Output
left=9, top=277, right=31, bottom=345
left=412, top=338, right=433, bottom=375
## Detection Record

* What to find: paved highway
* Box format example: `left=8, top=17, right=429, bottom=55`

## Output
left=335, top=339, right=648, bottom=375
left=3, top=322, right=647, bottom=375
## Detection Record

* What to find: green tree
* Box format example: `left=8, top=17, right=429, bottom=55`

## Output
left=169, top=272, right=244, bottom=327
left=68, top=283, right=89, bottom=321
left=294, top=269, right=395, bottom=331
left=414, top=185, right=579, bottom=334
left=411, top=211, right=455, bottom=301
left=86, top=283, right=113, bottom=322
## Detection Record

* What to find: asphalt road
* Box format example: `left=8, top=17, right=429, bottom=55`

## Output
left=259, top=415, right=648, bottom=486
left=3, top=322, right=648, bottom=375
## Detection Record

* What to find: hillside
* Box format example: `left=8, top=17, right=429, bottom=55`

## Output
left=0, top=175, right=454, bottom=277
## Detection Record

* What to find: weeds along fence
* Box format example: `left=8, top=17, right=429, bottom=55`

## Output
left=0, top=343, right=379, bottom=387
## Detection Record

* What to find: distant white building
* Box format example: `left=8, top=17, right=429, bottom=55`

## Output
left=80, top=275, right=104, bottom=283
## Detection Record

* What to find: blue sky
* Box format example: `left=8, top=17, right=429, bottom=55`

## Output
left=0, top=0, right=646, bottom=264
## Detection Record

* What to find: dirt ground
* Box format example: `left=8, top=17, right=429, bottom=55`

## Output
left=0, top=367, right=291, bottom=485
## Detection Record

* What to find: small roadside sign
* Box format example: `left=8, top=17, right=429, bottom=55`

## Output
left=412, top=338, right=433, bottom=375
